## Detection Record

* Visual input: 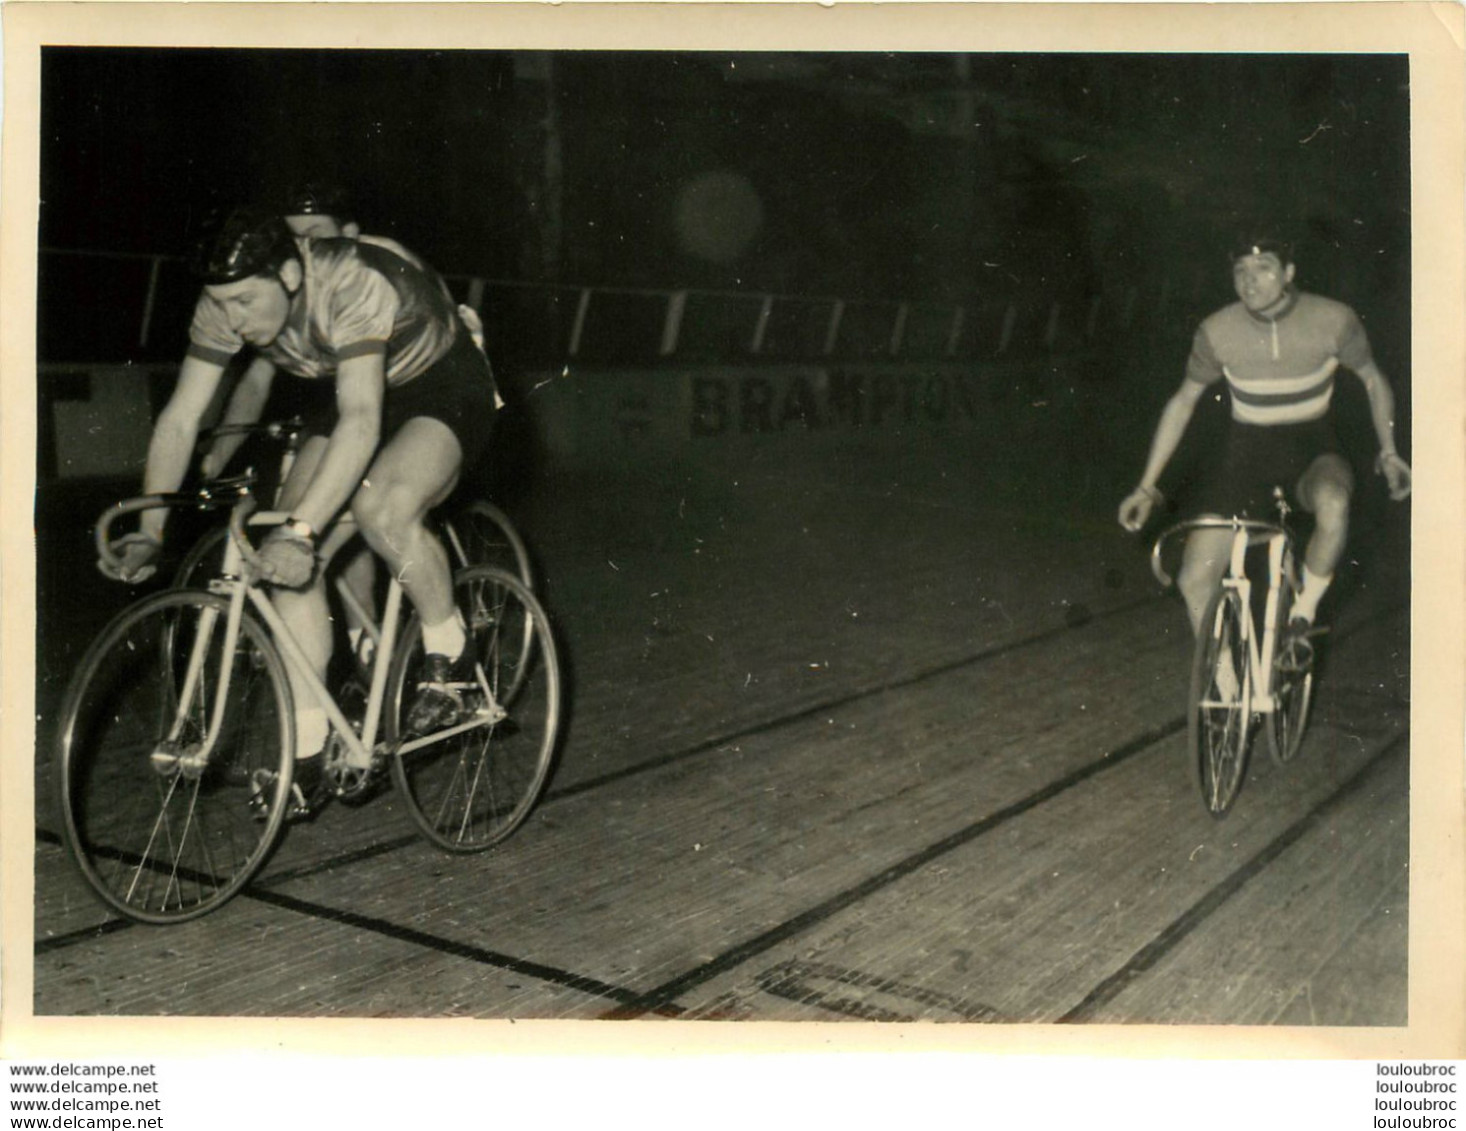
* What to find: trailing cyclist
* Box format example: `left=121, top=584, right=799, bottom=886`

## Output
left=99, top=205, right=501, bottom=816
left=1117, top=231, right=1411, bottom=669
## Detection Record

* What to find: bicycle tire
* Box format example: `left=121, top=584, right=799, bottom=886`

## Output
left=1187, top=587, right=1253, bottom=818
left=1266, top=573, right=1314, bottom=767
left=444, top=500, right=533, bottom=590
left=386, top=566, right=561, bottom=853
left=57, top=589, right=295, bottom=923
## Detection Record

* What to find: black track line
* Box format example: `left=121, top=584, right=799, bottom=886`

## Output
left=33, top=591, right=1165, bottom=950
left=243, top=887, right=681, bottom=1015
left=597, top=717, right=1187, bottom=1019
left=35, top=917, right=133, bottom=955
left=34, top=597, right=1406, bottom=981
left=1057, top=731, right=1408, bottom=1023
left=37, top=826, right=673, bottom=1012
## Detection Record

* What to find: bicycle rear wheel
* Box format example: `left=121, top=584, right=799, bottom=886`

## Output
left=444, top=501, right=533, bottom=590
left=1266, top=577, right=1314, bottom=766
left=1187, top=587, right=1252, bottom=818
left=56, top=590, right=294, bottom=923
left=387, top=566, right=561, bottom=853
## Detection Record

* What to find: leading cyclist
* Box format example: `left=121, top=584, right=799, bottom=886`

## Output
left=100, top=206, right=501, bottom=813
left=198, top=184, right=496, bottom=672
left=1118, top=231, right=1411, bottom=651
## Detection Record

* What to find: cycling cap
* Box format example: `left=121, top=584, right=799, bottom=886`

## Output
left=1228, top=233, right=1294, bottom=265
left=281, top=180, right=351, bottom=219
left=191, top=207, right=300, bottom=285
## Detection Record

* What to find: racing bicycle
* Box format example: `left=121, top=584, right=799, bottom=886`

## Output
left=1151, top=488, right=1316, bottom=817
left=56, top=478, right=561, bottom=923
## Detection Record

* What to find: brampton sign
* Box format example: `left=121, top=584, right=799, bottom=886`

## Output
left=687, top=366, right=1008, bottom=437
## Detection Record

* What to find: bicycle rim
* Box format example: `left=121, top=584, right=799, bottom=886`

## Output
left=387, top=566, right=561, bottom=853
left=1187, top=588, right=1252, bottom=818
left=446, top=501, right=533, bottom=590
left=57, top=590, right=293, bottom=923
left=1266, top=648, right=1314, bottom=767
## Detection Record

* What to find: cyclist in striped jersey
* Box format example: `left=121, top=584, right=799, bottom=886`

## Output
left=1119, top=234, right=1411, bottom=646
left=198, top=184, right=496, bottom=679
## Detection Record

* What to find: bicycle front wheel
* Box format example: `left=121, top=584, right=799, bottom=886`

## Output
left=387, top=566, right=561, bottom=853
left=56, top=590, right=294, bottom=923
left=1187, top=587, right=1252, bottom=818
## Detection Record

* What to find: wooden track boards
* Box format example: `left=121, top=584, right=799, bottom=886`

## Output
left=32, top=456, right=1410, bottom=1024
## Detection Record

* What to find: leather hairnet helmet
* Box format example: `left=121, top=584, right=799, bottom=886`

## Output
left=191, top=206, right=300, bottom=285
left=281, top=181, right=351, bottom=219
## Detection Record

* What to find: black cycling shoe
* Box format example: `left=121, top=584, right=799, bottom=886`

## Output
left=405, top=650, right=478, bottom=736
left=250, top=757, right=333, bottom=823
left=1279, top=617, right=1327, bottom=673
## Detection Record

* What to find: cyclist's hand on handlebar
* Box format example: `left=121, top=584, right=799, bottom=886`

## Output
left=98, top=532, right=162, bottom=584
left=1376, top=451, right=1412, bottom=501
left=258, top=527, right=317, bottom=588
left=1118, top=486, right=1160, bottom=533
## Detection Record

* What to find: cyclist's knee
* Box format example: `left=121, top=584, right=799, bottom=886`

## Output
left=352, top=477, right=431, bottom=549
left=1178, top=539, right=1228, bottom=607
left=1178, top=566, right=1218, bottom=613
left=1309, top=480, right=1350, bottom=527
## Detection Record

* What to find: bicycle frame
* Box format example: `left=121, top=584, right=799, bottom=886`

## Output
left=1214, top=524, right=1291, bottom=717
left=1153, top=506, right=1300, bottom=719
left=179, top=502, right=503, bottom=777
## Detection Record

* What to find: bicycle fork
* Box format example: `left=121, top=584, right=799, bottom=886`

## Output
left=152, top=542, right=252, bottom=778
left=1215, top=527, right=1288, bottom=717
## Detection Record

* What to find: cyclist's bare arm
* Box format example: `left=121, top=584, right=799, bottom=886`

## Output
left=287, top=354, right=385, bottom=534
left=1119, top=376, right=1209, bottom=531
left=199, top=355, right=277, bottom=480
left=139, top=356, right=228, bottom=541
left=1354, top=360, right=1411, bottom=499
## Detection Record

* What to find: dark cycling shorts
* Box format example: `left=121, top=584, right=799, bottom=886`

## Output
left=1189, top=417, right=1351, bottom=519
left=304, top=325, right=499, bottom=470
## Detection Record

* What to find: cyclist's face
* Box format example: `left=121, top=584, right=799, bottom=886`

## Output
left=1232, top=253, right=1295, bottom=313
left=204, top=273, right=293, bottom=348
left=285, top=214, right=345, bottom=238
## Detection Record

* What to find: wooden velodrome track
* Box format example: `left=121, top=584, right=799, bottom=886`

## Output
left=31, top=435, right=1410, bottom=1024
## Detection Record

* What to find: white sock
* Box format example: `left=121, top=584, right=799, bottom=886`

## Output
left=1292, top=566, right=1333, bottom=624
left=295, top=705, right=330, bottom=760
left=420, top=612, right=467, bottom=661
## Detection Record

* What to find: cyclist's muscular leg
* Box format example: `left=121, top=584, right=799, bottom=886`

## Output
left=1178, top=526, right=1234, bottom=636
left=350, top=416, right=462, bottom=630
left=1293, top=453, right=1353, bottom=624
left=1297, top=454, right=1353, bottom=577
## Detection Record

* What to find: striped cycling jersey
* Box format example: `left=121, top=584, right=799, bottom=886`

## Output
left=187, top=235, right=458, bottom=388
left=1184, top=290, right=1374, bottom=425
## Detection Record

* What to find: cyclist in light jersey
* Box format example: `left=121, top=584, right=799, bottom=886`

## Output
left=201, top=182, right=490, bottom=478
left=102, top=206, right=500, bottom=815
left=1118, top=234, right=1411, bottom=644
left=198, top=185, right=496, bottom=675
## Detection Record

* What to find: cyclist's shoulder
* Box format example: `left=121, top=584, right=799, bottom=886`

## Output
left=1290, top=290, right=1362, bottom=324
left=357, top=232, right=426, bottom=268
left=1194, top=300, right=1247, bottom=338
left=300, top=234, right=368, bottom=275
left=300, top=237, right=413, bottom=306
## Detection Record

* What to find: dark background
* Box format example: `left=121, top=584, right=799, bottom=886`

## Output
left=36, top=48, right=1412, bottom=492
left=40, top=50, right=1409, bottom=304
